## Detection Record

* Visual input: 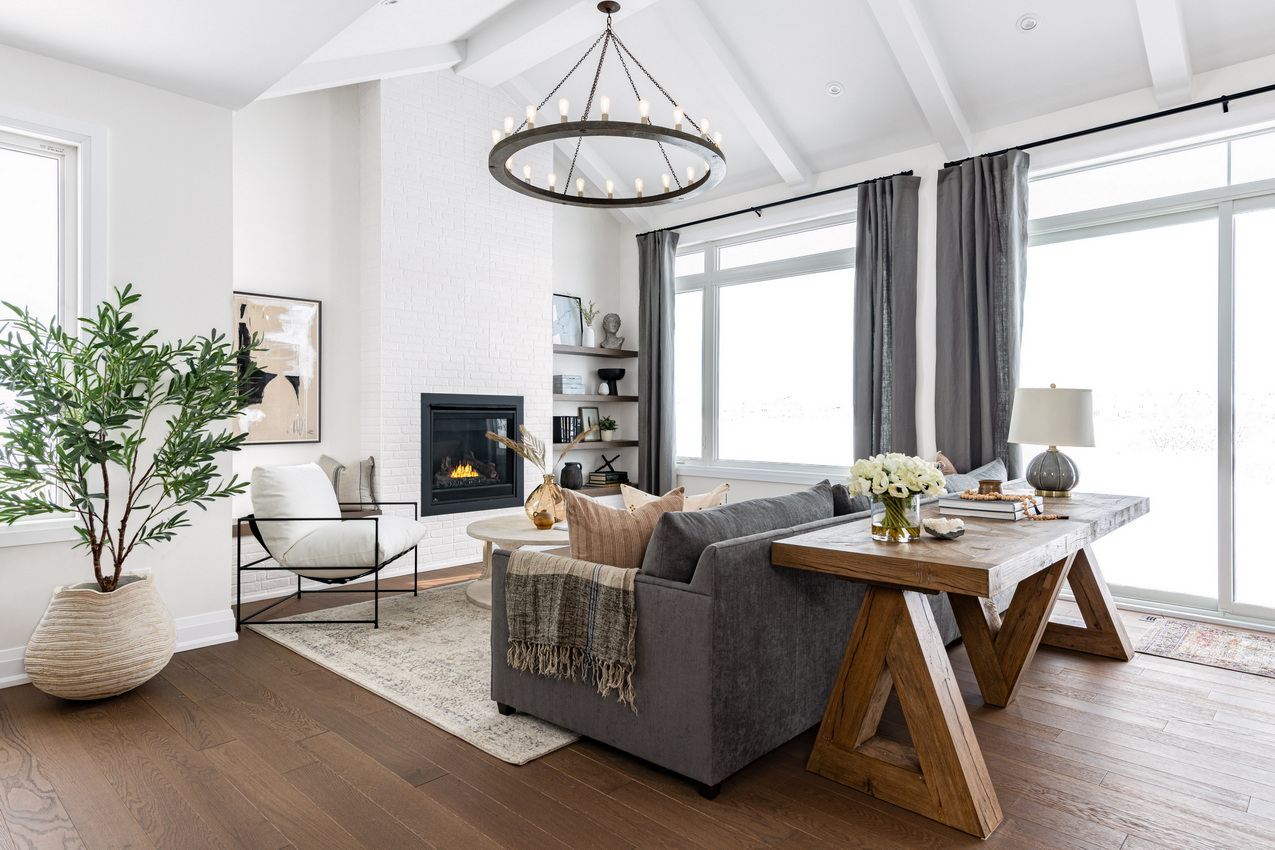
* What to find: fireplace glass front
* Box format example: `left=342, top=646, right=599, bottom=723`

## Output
left=421, top=394, right=524, bottom=516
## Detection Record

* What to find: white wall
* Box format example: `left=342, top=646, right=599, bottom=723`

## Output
left=0, top=45, right=235, bottom=685
left=230, top=86, right=363, bottom=600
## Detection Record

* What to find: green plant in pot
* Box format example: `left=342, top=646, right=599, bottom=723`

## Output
left=597, top=416, right=618, bottom=442
left=0, top=285, right=253, bottom=700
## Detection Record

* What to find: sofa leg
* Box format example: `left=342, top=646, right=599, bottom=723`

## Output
left=496, top=702, right=516, bottom=716
left=696, top=781, right=722, bottom=800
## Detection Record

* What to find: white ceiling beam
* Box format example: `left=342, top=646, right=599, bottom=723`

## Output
left=1134, top=0, right=1194, bottom=107
left=500, top=77, right=654, bottom=229
left=865, top=0, right=970, bottom=161
left=260, top=43, right=464, bottom=100
left=457, top=0, right=663, bottom=89
left=674, top=0, right=812, bottom=190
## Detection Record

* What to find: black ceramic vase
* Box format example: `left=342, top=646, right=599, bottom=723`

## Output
left=560, top=462, right=584, bottom=490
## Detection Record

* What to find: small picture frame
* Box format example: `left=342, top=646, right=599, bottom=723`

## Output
left=551, top=293, right=583, bottom=346
left=579, top=406, right=601, bottom=441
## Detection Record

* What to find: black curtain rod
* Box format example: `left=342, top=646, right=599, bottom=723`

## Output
left=638, top=170, right=914, bottom=236
left=944, top=80, right=1275, bottom=168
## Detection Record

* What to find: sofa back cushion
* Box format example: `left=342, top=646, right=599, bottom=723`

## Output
left=564, top=487, right=684, bottom=571
left=942, top=458, right=1009, bottom=496
left=641, top=481, right=835, bottom=584
left=828, top=481, right=871, bottom=517
left=250, top=463, right=342, bottom=557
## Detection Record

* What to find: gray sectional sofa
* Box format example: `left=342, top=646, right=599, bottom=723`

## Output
left=489, top=480, right=967, bottom=795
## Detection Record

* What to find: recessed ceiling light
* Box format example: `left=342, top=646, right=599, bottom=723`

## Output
left=826, top=81, right=844, bottom=97
left=1016, top=13, right=1039, bottom=31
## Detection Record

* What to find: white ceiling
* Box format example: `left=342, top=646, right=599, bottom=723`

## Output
left=4, top=0, right=1275, bottom=205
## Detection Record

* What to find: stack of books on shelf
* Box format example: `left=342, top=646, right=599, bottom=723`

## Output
left=553, top=374, right=585, bottom=395
left=552, top=416, right=582, bottom=443
left=938, top=492, right=1044, bottom=521
left=588, top=470, right=629, bottom=487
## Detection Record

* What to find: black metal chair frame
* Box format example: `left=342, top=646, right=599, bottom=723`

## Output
left=236, top=501, right=420, bottom=630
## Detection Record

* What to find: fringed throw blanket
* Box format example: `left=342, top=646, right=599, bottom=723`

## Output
left=505, top=549, right=638, bottom=708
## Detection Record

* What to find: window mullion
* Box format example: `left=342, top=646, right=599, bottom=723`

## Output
left=703, top=272, right=719, bottom=465
left=1218, top=200, right=1236, bottom=613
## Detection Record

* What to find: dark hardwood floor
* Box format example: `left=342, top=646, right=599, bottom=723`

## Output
left=3, top=566, right=1275, bottom=849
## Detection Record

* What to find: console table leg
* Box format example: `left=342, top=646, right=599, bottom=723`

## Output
left=807, top=585, right=1002, bottom=839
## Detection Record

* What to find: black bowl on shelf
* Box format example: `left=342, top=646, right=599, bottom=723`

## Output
left=597, top=368, right=626, bottom=396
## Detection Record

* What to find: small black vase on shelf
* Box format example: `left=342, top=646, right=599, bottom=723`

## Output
left=597, top=367, right=625, bottom=396
left=560, top=462, right=584, bottom=490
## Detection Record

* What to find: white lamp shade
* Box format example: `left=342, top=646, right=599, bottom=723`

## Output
left=1008, top=387, right=1095, bottom=447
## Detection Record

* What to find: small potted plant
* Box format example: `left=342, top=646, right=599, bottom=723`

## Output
left=0, top=285, right=254, bottom=699
left=581, top=300, right=599, bottom=348
left=597, top=415, right=618, bottom=442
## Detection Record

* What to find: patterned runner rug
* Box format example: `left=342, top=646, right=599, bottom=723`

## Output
left=249, top=582, right=578, bottom=764
left=1136, top=617, right=1275, bottom=678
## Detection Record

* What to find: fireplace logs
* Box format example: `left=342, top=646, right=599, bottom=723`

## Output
left=435, top=452, right=500, bottom=488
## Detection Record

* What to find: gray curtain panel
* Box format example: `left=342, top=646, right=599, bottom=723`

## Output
left=934, top=149, right=1030, bottom=478
left=853, top=173, right=921, bottom=459
left=637, top=229, right=680, bottom=494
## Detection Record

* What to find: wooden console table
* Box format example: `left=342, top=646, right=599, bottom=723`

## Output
left=771, top=491, right=1148, bottom=838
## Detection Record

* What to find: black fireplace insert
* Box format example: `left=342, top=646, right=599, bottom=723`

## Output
left=420, top=393, right=524, bottom=516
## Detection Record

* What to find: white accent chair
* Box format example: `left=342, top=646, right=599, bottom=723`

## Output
left=236, top=463, right=427, bottom=629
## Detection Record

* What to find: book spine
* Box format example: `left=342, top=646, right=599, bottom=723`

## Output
left=939, top=507, right=1023, bottom=520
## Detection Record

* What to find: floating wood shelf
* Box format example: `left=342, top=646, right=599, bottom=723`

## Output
left=553, top=394, right=638, bottom=402
left=553, top=440, right=638, bottom=450
left=553, top=344, right=639, bottom=358
left=578, top=482, right=637, bottom=493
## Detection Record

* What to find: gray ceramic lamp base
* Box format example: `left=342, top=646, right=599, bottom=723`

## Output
left=1025, top=447, right=1079, bottom=497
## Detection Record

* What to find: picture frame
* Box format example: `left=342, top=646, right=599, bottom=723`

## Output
left=578, top=406, right=601, bottom=441
left=552, top=293, right=583, bottom=346
left=233, top=291, right=321, bottom=444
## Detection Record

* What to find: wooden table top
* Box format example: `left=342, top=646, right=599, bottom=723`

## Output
left=464, top=514, right=571, bottom=546
left=771, top=491, right=1149, bottom=598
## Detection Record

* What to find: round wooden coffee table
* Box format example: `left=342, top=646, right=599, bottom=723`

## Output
left=465, top=514, right=570, bottom=609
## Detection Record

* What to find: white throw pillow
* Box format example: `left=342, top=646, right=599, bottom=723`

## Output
left=280, top=515, right=427, bottom=579
left=250, top=464, right=342, bottom=558
left=621, top=482, right=729, bottom=514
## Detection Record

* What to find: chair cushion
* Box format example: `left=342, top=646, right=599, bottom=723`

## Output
left=641, top=480, right=836, bottom=584
left=250, top=464, right=342, bottom=557
left=943, top=458, right=1009, bottom=496
left=564, top=488, right=683, bottom=571
left=279, top=514, right=427, bottom=579
left=621, top=482, right=729, bottom=513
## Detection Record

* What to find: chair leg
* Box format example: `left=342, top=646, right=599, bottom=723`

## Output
left=413, top=547, right=419, bottom=596
left=296, top=574, right=302, bottom=600
left=696, top=781, right=722, bottom=800
left=373, top=562, right=380, bottom=628
left=497, top=703, right=515, bottom=716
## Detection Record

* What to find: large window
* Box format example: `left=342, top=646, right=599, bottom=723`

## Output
left=674, top=218, right=855, bottom=478
left=1025, top=127, right=1275, bottom=622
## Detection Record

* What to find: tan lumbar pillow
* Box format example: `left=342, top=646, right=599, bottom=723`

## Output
left=564, top=487, right=684, bottom=571
left=621, top=482, right=729, bottom=514
left=933, top=451, right=957, bottom=476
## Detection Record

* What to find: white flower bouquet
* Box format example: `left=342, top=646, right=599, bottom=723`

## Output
left=847, top=453, right=946, bottom=542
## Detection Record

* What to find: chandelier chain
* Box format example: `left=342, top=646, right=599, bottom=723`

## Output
left=517, top=29, right=607, bottom=133
left=610, top=30, right=703, bottom=135
left=611, top=40, right=682, bottom=189
left=563, top=26, right=616, bottom=192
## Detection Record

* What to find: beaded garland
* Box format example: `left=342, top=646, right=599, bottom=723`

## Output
left=957, top=489, right=1067, bottom=521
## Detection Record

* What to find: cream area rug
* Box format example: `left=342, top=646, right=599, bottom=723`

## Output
left=248, top=582, right=578, bottom=764
left=1136, top=617, right=1275, bottom=679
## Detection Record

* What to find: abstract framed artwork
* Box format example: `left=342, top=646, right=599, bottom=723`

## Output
left=233, top=291, right=321, bottom=444
left=551, top=293, right=583, bottom=346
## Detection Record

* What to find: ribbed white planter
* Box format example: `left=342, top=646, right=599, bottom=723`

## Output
left=25, top=573, right=176, bottom=700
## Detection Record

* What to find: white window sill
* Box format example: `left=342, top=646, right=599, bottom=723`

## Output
left=677, top=463, right=850, bottom=486
left=0, top=517, right=80, bottom=548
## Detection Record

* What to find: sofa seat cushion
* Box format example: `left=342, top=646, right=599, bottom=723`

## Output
left=564, top=488, right=684, bottom=571
left=279, top=515, right=427, bottom=579
left=943, top=458, right=1009, bottom=495
left=641, top=481, right=835, bottom=584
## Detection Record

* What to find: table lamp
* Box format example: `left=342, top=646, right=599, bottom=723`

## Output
left=1007, top=385, right=1095, bottom=498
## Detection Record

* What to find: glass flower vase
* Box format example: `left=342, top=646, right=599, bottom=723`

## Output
left=871, top=493, right=921, bottom=542
left=525, top=473, right=565, bottom=528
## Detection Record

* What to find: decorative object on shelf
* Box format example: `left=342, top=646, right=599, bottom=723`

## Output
left=599, top=313, right=625, bottom=349
left=578, top=406, right=601, bottom=441
left=486, top=423, right=597, bottom=523
left=233, top=291, right=321, bottom=444
left=597, top=367, right=626, bottom=396
left=846, top=453, right=947, bottom=543
left=923, top=517, right=966, bottom=540
left=1008, top=384, right=1095, bottom=498
left=590, top=453, right=628, bottom=486
left=0, top=285, right=253, bottom=699
left=560, top=461, right=584, bottom=490
left=595, top=454, right=621, bottom=473
left=597, top=382, right=609, bottom=395
left=487, top=1, right=725, bottom=210
left=553, top=373, right=586, bottom=394
left=551, top=293, right=583, bottom=345
left=581, top=300, right=599, bottom=347
left=597, top=415, right=618, bottom=441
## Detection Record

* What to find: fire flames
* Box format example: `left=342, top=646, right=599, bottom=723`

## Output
left=449, top=463, right=480, bottom=479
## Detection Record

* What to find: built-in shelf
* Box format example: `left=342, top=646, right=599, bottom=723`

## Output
left=553, top=394, right=638, bottom=402
left=553, top=439, right=638, bottom=450
left=553, top=344, right=638, bottom=358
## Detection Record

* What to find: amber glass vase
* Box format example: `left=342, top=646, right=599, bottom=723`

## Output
left=525, top=473, right=565, bottom=528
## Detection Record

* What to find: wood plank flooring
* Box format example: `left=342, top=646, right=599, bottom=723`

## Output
left=3, top=566, right=1275, bottom=849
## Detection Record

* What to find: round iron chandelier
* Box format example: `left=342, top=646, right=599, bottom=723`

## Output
left=488, top=1, right=726, bottom=209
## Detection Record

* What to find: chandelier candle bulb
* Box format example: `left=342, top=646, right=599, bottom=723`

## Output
left=662, top=173, right=671, bottom=192
left=701, top=118, right=710, bottom=139
left=576, top=178, right=585, bottom=197
left=687, top=165, right=695, bottom=183
left=638, top=98, right=650, bottom=124
left=713, top=131, right=723, bottom=147
left=558, top=98, right=570, bottom=122
left=601, top=95, right=610, bottom=120
left=635, top=177, right=643, bottom=197
left=504, top=116, right=514, bottom=137
left=606, top=179, right=614, bottom=198
left=525, top=105, right=536, bottom=129
left=548, top=172, right=557, bottom=192
left=673, top=106, right=684, bottom=131
left=491, top=129, right=501, bottom=145
left=522, top=164, right=532, bottom=182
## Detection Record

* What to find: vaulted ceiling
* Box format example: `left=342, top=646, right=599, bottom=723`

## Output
left=5, top=0, right=1275, bottom=207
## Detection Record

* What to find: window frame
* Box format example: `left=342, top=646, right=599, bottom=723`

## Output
left=675, top=213, right=856, bottom=483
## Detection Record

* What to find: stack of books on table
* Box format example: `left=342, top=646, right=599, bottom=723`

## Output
left=588, top=471, right=629, bottom=487
left=938, top=492, right=1044, bottom=521
left=553, top=374, right=585, bottom=394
